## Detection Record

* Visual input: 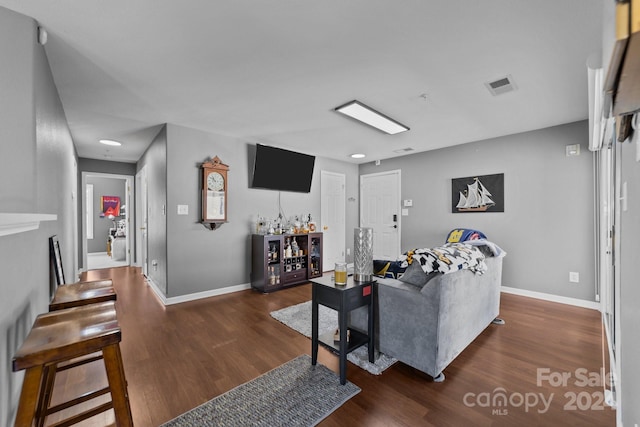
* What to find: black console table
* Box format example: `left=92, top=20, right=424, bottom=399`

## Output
left=310, top=274, right=375, bottom=385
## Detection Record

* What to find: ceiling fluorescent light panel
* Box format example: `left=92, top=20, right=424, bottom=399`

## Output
left=335, top=100, right=409, bottom=135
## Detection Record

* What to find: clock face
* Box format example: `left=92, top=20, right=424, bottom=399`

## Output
left=207, top=172, right=225, bottom=191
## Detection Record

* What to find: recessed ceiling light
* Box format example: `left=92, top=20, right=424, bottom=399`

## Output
left=335, top=100, right=409, bottom=135
left=350, top=153, right=366, bottom=159
left=393, top=147, right=414, bottom=153
left=99, top=139, right=122, bottom=146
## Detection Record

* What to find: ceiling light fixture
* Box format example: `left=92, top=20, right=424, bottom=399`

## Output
left=334, top=100, right=409, bottom=135
left=350, top=153, right=366, bottom=159
left=99, top=139, right=122, bottom=146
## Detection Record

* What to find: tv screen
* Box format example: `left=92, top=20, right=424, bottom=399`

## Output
left=251, top=144, right=315, bottom=193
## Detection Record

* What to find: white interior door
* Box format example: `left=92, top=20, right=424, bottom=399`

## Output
left=137, top=166, right=149, bottom=276
left=82, top=172, right=133, bottom=270
left=596, top=118, right=619, bottom=410
left=321, top=171, right=345, bottom=271
left=360, top=170, right=401, bottom=260
left=124, top=178, right=132, bottom=265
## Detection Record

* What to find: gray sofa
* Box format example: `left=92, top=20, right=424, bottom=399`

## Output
left=350, top=256, right=503, bottom=381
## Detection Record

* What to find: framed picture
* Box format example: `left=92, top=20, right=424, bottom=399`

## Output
left=49, top=235, right=65, bottom=292
left=100, top=195, right=121, bottom=217
left=452, top=173, right=504, bottom=213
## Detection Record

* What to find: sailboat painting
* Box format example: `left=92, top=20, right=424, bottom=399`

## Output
left=451, top=173, right=504, bottom=213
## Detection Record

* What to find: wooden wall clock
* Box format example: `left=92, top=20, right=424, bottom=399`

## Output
left=201, top=156, right=229, bottom=230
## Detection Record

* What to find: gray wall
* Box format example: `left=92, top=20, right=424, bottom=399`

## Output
left=601, top=3, right=640, bottom=423
left=360, top=121, right=595, bottom=302
left=0, top=10, right=35, bottom=212
left=0, top=7, right=77, bottom=426
left=78, top=158, right=137, bottom=176
left=86, top=176, right=126, bottom=253
left=619, top=133, right=640, bottom=425
left=160, top=123, right=359, bottom=298
left=137, top=126, right=168, bottom=294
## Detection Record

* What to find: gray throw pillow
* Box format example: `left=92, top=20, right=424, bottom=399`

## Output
left=398, top=262, right=429, bottom=287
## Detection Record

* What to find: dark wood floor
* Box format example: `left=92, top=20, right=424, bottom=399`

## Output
left=47, top=266, right=615, bottom=426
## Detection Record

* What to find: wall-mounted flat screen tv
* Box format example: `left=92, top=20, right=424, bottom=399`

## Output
left=251, top=144, right=316, bottom=193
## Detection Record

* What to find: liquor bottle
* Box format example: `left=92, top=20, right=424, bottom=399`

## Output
left=291, top=237, right=299, bottom=257
left=285, top=238, right=292, bottom=258
left=269, top=266, right=276, bottom=285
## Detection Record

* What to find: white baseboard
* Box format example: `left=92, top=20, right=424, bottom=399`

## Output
left=145, top=277, right=251, bottom=306
left=144, top=280, right=599, bottom=310
left=501, top=286, right=600, bottom=310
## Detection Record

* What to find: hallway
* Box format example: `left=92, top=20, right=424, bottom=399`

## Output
left=87, top=252, right=128, bottom=270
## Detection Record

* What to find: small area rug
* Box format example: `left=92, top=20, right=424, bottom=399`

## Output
left=270, top=301, right=397, bottom=375
left=160, top=354, right=359, bottom=427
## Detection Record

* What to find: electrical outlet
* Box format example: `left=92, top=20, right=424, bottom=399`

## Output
left=346, top=248, right=351, bottom=256
left=569, top=272, right=579, bottom=283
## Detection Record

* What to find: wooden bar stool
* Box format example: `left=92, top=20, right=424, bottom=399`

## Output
left=49, top=235, right=117, bottom=310
left=50, top=279, right=116, bottom=311
left=12, top=301, right=133, bottom=427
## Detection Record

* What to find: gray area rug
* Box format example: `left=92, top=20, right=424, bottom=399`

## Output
left=160, top=354, right=359, bottom=427
left=270, top=301, right=397, bottom=375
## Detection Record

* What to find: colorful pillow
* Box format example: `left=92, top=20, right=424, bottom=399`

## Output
left=373, top=260, right=406, bottom=279
left=446, top=228, right=487, bottom=243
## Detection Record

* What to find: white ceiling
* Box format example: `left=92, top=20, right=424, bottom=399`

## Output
left=1, top=0, right=604, bottom=164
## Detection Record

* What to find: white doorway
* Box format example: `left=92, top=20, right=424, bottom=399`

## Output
left=320, top=171, right=346, bottom=271
left=136, top=166, right=148, bottom=276
left=81, top=172, right=134, bottom=271
left=360, top=170, right=401, bottom=260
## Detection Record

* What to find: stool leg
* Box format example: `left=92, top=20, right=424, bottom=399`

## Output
left=103, top=344, right=133, bottom=427
left=35, top=364, right=56, bottom=427
left=14, top=365, right=43, bottom=427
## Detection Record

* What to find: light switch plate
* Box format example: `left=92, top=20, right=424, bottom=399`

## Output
left=177, top=204, right=189, bottom=215
left=401, top=209, right=409, bottom=216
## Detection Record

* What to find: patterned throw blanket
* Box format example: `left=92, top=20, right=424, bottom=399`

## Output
left=398, top=243, right=487, bottom=275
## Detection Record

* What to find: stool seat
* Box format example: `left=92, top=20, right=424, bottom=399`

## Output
left=13, top=301, right=119, bottom=371
left=12, top=301, right=132, bottom=426
left=49, top=279, right=116, bottom=311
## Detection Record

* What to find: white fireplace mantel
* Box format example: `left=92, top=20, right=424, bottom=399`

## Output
left=0, top=213, right=57, bottom=237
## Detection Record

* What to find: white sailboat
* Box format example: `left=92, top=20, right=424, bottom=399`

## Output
left=456, top=177, right=495, bottom=212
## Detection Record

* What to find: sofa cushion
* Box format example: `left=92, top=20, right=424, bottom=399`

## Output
left=398, top=262, right=431, bottom=287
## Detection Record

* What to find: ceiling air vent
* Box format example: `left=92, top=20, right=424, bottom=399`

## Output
left=485, top=75, right=517, bottom=96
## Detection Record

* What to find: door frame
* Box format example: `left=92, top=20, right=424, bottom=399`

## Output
left=136, top=166, right=148, bottom=275
left=320, top=170, right=346, bottom=271
left=359, top=169, right=402, bottom=260
left=81, top=171, right=134, bottom=271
